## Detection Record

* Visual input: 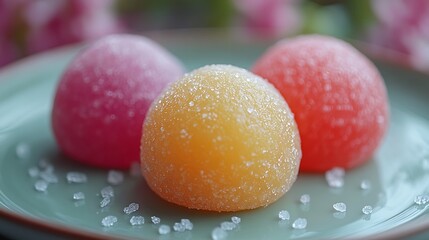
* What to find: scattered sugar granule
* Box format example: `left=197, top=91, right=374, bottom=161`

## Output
left=360, top=180, right=371, bottom=190
left=151, top=216, right=161, bottom=224
left=220, top=221, right=236, bottom=231
left=100, top=197, right=111, bottom=208
left=300, top=194, right=311, bottom=204
left=158, top=224, right=171, bottom=235
left=28, top=167, right=39, bottom=178
left=101, top=216, right=117, bottom=227
left=231, top=216, right=241, bottom=224
left=129, top=162, right=141, bottom=177
left=362, top=205, right=373, bottom=215
left=278, top=210, right=290, bottom=220
left=39, top=160, right=53, bottom=171
left=130, top=216, right=145, bottom=226
left=34, top=180, right=48, bottom=192
left=40, top=171, right=58, bottom=183
left=325, top=167, right=345, bottom=188
left=212, top=227, right=228, bottom=240
left=66, top=172, right=87, bottom=183
left=292, top=218, right=307, bottom=229
left=107, top=170, right=124, bottom=185
left=100, top=186, right=114, bottom=198
left=123, top=203, right=139, bottom=215
left=73, top=192, right=85, bottom=200
left=333, top=202, right=347, bottom=212
left=16, top=142, right=31, bottom=159
left=414, top=195, right=429, bottom=205
left=173, top=222, right=186, bottom=232
left=181, top=219, right=193, bottom=230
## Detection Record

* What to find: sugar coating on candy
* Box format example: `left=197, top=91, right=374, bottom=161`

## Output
left=141, top=65, right=301, bottom=212
left=52, top=34, right=184, bottom=169
left=253, top=35, right=389, bottom=172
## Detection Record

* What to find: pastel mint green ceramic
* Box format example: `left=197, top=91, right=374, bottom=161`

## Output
left=1, top=31, right=429, bottom=239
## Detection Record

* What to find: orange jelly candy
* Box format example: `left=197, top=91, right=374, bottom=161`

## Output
left=141, top=65, right=301, bottom=212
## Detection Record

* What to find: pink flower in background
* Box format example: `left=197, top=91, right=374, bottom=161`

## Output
left=0, top=0, right=122, bottom=68
left=234, top=0, right=301, bottom=38
left=370, top=0, right=429, bottom=71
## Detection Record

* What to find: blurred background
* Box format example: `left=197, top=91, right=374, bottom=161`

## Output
left=0, top=0, right=428, bottom=72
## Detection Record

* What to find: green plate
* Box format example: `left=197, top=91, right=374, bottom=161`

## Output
left=1, top=30, right=429, bottom=240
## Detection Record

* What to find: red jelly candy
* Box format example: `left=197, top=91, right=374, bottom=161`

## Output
left=253, top=35, right=389, bottom=172
left=52, top=34, right=184, bottom=169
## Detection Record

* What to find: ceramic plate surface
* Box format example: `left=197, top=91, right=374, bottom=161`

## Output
left=1, top=31, right=429, bottom=240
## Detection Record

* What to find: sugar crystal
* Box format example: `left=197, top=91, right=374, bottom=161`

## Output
left=212, top=227, right=227, bottom=240
left=130, top=216, right=145, bottom=226
left=16, top=142, right=31, bottom=159
left=360, top=180, right=371, bottom=190
left=231, top=216, right=241, bottom=224
left=151, top=216, right=161, bottom=224
left=28, top=167, right=39, bottom=178
left=292, top=218, right=307, bottom=229
left=39, top=160, right=53, bottom=172
left=414, top=194, right=429, bottom=205
left=107, top=170, right=124, bottom=185
left=333, top=202, right=347, bottom=212
left=362, top=205, right=373, bottom=215
left=34, top=180, right=48, bottom=192
left=66, top=172, right=87, bottom=183
left=100, top=197, right=111, bottom=208
left=173, top=222, right=186, bottom=232
left=101, top=216, right=117, bottom=227
left=300, top=194, right=310, bottom=204
left=278, top=210, right=290, bottom=220
left=73, top=192, right=85, bottom=200
left=220, top=221, right=236, bottom=231
left=123, top=202, right=139, bottom=214
left=181, top=219, right=193, bottom=230
left=158, top=224, right=171, bottom=235
left=101, top=186, right=114, bottom=198
left=40, top=171, right=58, bottom=183
left=325, top=167, right=345, bottom=188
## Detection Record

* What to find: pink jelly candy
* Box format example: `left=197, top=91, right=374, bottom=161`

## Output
left=52, top=34, right=184, bottom=169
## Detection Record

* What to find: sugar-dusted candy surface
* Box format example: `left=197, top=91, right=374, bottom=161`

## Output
left=141, top=65, right=301, bottom=212
left=253, top=35, right=389, bottom=172
left=52, top=34, right=184, bottom=169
